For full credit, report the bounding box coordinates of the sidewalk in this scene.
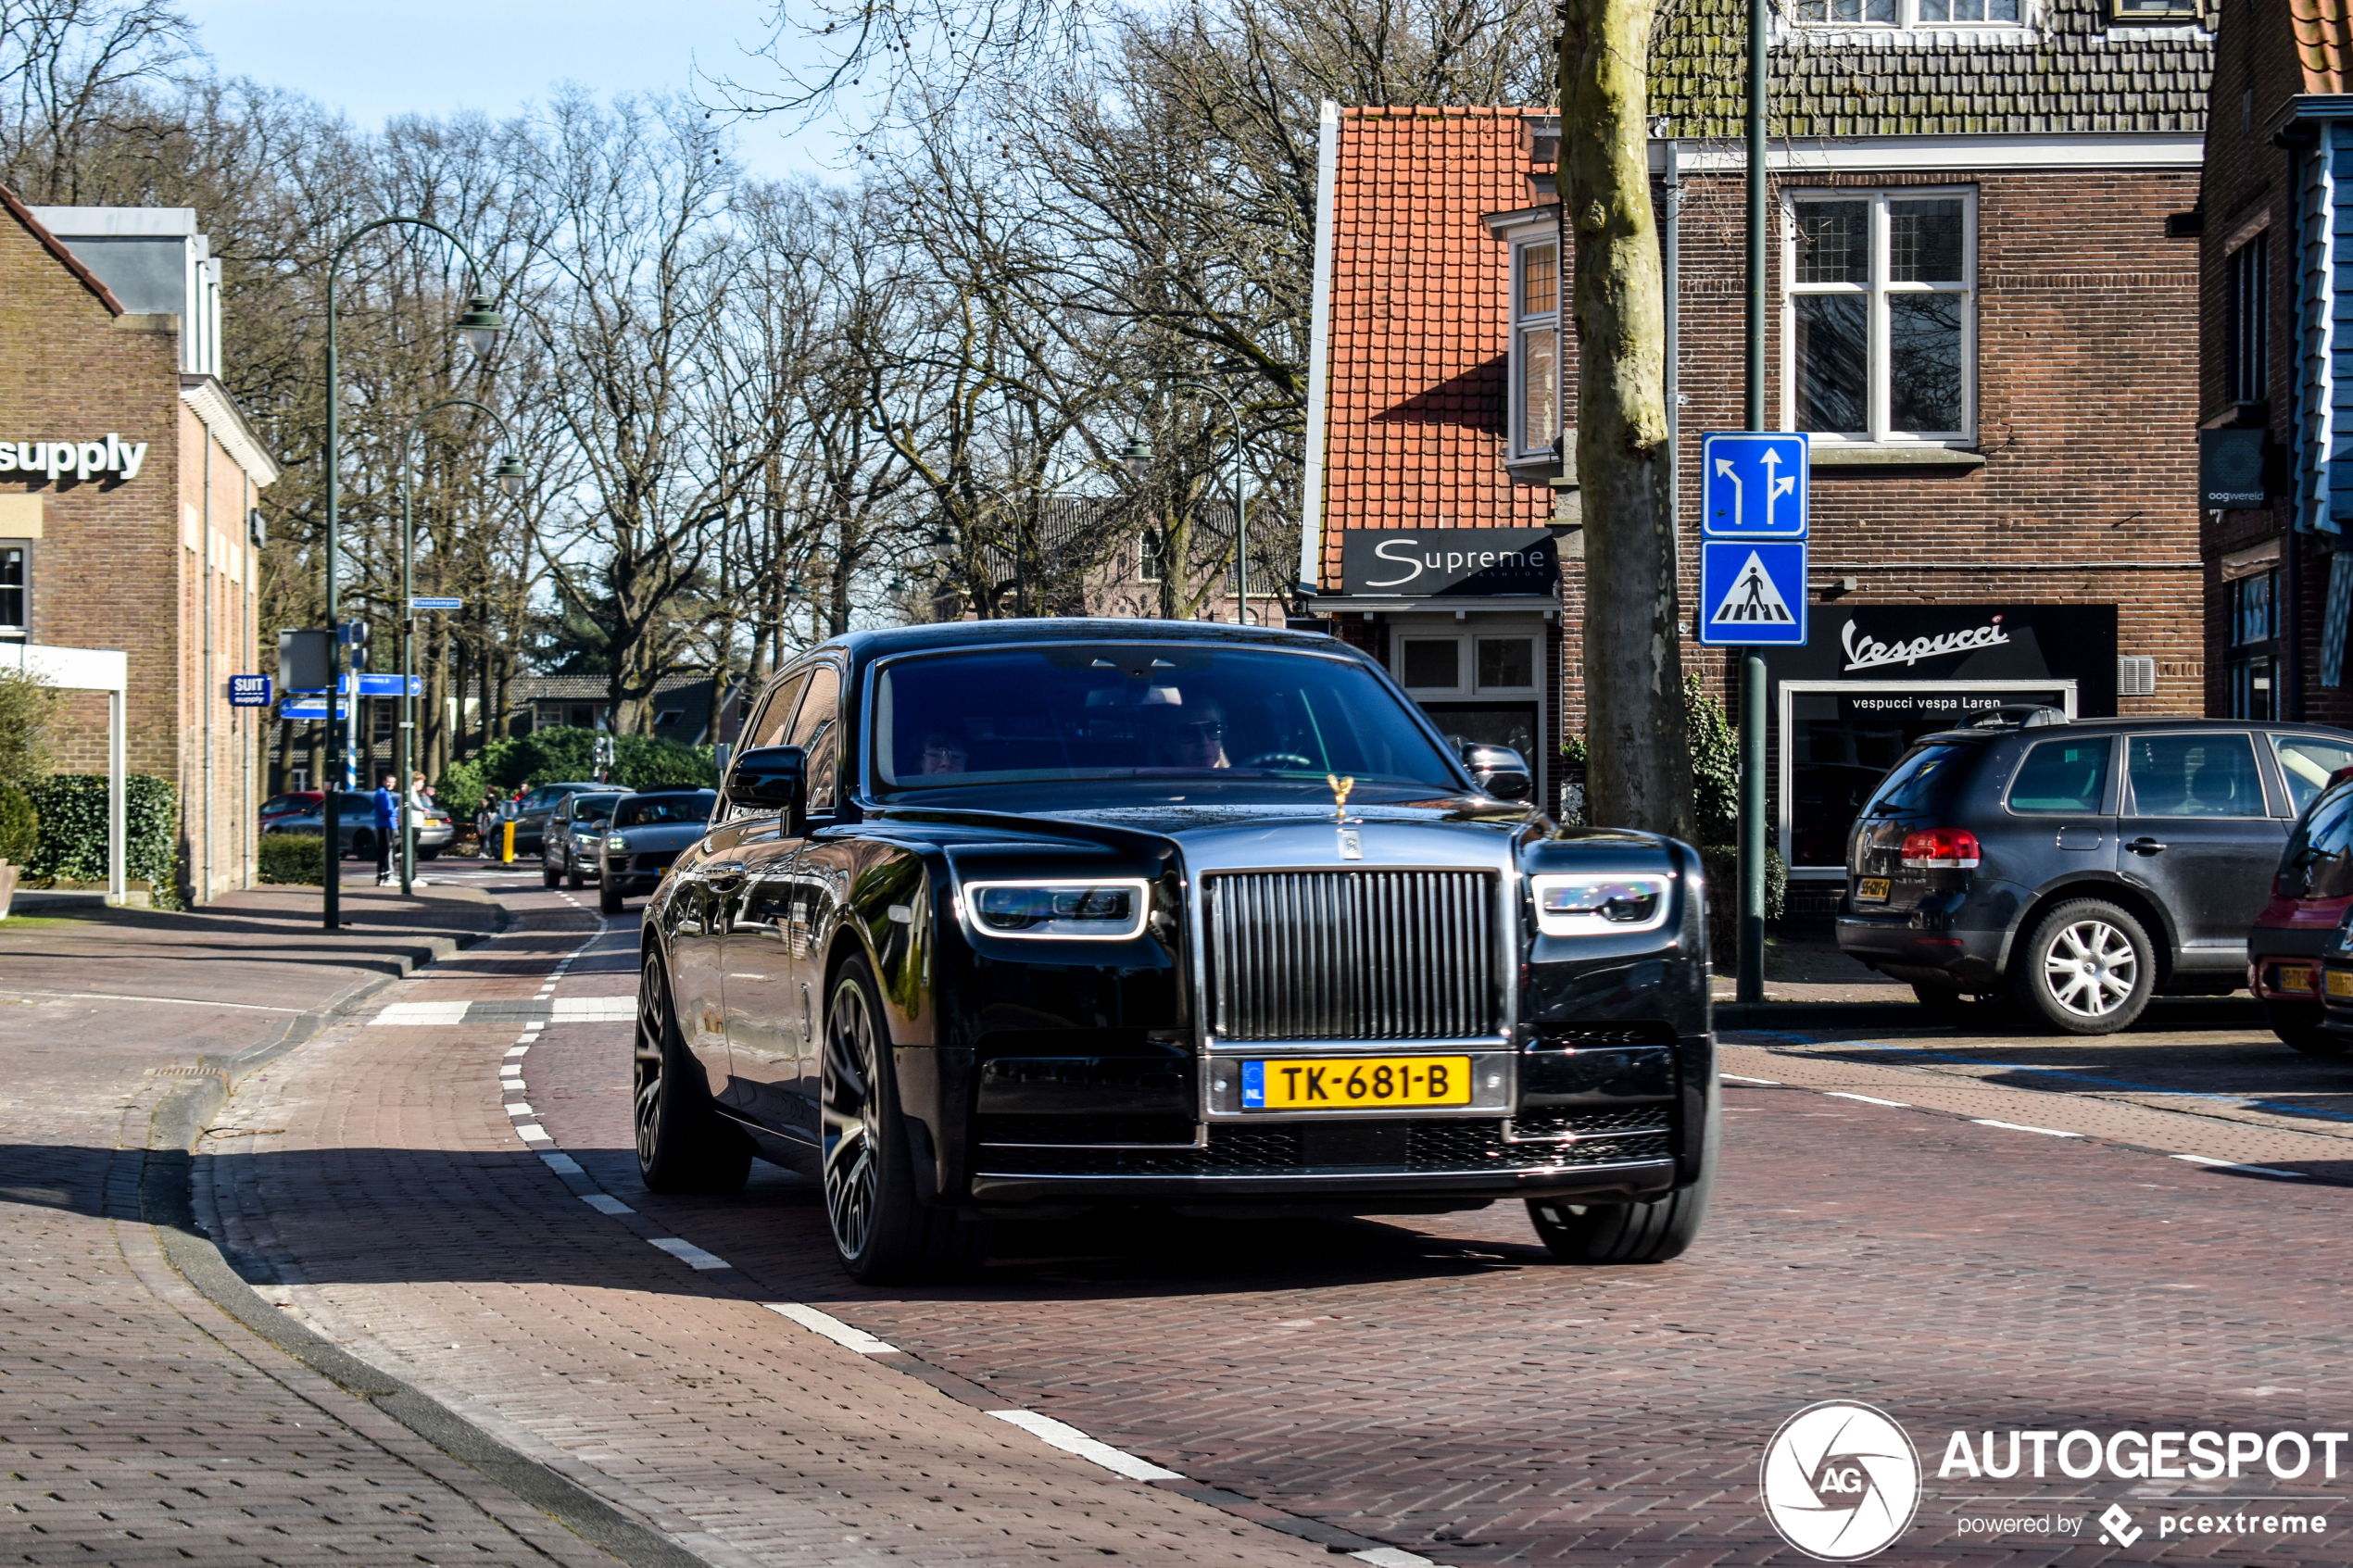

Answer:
[0,881,639,1568]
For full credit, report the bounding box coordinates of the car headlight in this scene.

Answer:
[1529,873,1671,935]
[607,835,627,850]
[963,879,1151,939]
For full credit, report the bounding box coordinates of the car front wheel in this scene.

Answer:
[1528,1091,1716,1265]
[565,854,585,890]
[822,956,990,1284]
[2017,898,2155,1035]
[599,879,624,916]
[634,956,750,1193]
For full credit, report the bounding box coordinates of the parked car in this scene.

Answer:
[1838,709,2353,1035]
[509,781,618,854]
[258,790,322,832]
[262,789,456,861]
[2254,768,2353,1054]
[542,789,626,887]
[596,786,717,914]
[636,619,1716,1285]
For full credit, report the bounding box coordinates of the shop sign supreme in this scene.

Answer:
[0,435,149,483]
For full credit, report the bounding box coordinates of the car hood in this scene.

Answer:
[610,823,706,852]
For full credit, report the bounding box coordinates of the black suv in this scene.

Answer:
[1837,709,2353,1034]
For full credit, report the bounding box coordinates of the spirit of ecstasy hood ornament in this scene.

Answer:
[1327,772,1355,823]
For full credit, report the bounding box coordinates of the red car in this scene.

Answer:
[259,789,323,830]
[2249,767,2353,1055]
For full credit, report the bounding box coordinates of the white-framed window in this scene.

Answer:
[1395,633,1541,696]
[1138,530,1164,583]
[0,544,25,637]
[1783,188,1975,445]
[1509,236,1561,464]
[1791,0,2022,23]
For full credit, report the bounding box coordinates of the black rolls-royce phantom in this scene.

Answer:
[635,620,1717,1283]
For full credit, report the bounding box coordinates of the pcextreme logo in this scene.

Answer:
[1760,1401,1922,1562]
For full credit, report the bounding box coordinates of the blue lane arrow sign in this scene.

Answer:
[1702,432,1809,539]
[1698,541,1807,646]
[410,596,464,610]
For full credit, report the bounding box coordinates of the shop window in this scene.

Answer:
[1476,637,1535,690]
[1787,191,1974,443]
[1792,0,2021,22]
[1402,639,1460,690]
[0,545,24,636]
[2226,232,2269,406]
[1510,238,1561,463]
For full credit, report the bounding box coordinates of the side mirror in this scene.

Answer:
[1459,740,1533,803]
[724,745,806,815]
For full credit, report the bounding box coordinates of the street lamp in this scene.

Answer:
[1159,383,1252,625]
[321,215,503,929]
[396,397,525,895]
[1120,436,1153,481]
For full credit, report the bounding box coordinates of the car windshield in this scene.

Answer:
[572,796,621,824]
[874,645,1462,795]
[615,792,716,827]
[261,794,311,814]
[1859,744,1972,817]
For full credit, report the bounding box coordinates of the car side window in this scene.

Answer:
[2006,737,2111,814]
[749,671,811,751]
[788,664,842,814]
[2273,734,2353,815]
[2125,734,2266,819]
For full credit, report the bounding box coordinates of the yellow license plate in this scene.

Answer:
[2326,969,2353,1000]
[1241,1055,1473,1110]
[1856,877,1891,903]
[2276,964,2319,997]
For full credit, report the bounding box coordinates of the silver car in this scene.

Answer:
[596,787,717,914]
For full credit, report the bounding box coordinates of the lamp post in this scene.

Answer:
[321,217,502,929]
[396,397,525,894]
[1162,382,1252,624]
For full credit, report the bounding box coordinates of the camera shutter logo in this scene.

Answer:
[1759,1401,1921,1561]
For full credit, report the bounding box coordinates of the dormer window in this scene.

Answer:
[1512,237,1561,464]
[1792,0,2021,21]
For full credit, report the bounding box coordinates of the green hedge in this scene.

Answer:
[437,726,717,809]
[25,774,180,905]
[0,782,34,864]
[258,833,323,884]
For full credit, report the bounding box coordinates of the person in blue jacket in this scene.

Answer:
[372,771,399,885]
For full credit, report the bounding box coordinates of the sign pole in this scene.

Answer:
[1738,0,1770,1006]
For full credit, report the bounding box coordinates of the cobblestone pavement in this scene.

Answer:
[185,871,2353,1566]
[0,885,618,1568]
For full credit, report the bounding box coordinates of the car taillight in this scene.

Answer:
[1900,828,1981,869]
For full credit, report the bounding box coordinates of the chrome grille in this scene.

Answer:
[1206,870,1497,1041]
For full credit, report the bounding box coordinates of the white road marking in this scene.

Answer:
[765,1302,900,1354]
[1351,1550,1442,1568]
[1825,1091,1910,1108]
[503,1046,530,1058]
[2171,1153,2309,1178]
[505,1103,535,1118]
[1720,1073,1780,1085]
[515,1124,552,1143]
[1,988,304,1013]
[988,1410,1185,1481]
[536,1151,584,1176]
[552,998,635,1021]
[1971,1119,2082,1138]
[369,1002,472,1025]
[648,1236,730,1271]
[581,1193,634,1215]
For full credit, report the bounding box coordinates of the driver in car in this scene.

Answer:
[919,729,969,775]
[1168,700,1231,770]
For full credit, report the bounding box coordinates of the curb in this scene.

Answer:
[140,897,712,1568]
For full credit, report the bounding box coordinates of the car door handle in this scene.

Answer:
[703,861,747,890]
[2126,836,2168,855]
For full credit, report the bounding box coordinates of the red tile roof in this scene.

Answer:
[1319,107,1553,588]
[2295,0,2353,94]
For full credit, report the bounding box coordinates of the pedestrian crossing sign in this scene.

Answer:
[1697,541,1807,646]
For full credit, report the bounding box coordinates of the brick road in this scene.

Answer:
[31,869,2353,1565]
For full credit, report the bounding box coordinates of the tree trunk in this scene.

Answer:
[1559,0,1695,843]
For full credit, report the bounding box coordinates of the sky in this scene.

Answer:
[181,0,851,178]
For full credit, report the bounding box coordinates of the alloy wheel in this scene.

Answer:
[2041,919,2138,1019]
[634,967,668,1171]
[823,977,881,1261]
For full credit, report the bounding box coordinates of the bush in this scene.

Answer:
[1686,674,1740,845]
[24,773,181,906]
[258,833,323,884]
[440,726,718,803]
[0,782,35,864]
[0,667,57,786]
[1700,843,1787,961]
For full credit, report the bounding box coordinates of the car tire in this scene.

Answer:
[1526,1091,1717,1265]
[2263,998,2348,1056]
[2015,898,2156,1035]
[417,848,440,862]
[634,955,751,1194]
[566,856,585,890]
[541,858,560,887]
[351,829,375,861]
[599,880,624,916]
[822,955,991,1285]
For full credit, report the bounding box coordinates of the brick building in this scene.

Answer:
[2195,0,2353,721]
[0,189,278,903]
[1300,0,2212,874]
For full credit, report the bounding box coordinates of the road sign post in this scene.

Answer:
[1697,433,1809,1005]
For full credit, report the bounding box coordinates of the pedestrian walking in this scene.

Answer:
[372,772,399,885]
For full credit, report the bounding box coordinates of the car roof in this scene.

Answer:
[1917,717,2353,745]
[802,617,1358,663]
[626,783,714,795]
